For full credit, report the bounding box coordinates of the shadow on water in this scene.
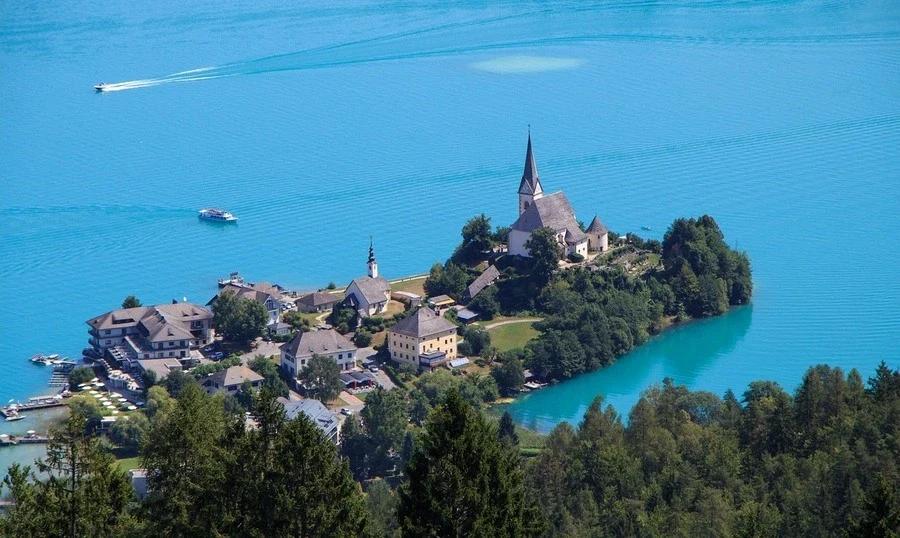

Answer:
[504,304,753,433]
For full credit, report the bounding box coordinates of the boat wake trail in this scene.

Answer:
[98,5,900,92]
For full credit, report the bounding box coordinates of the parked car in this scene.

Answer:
[210,351,225,360]
[368,366,380,373]
[340,408,353,416]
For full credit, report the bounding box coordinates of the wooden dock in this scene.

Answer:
[0,399,66,417]
[0,434,49,447]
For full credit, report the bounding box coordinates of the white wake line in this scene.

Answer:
[98,74,226,92]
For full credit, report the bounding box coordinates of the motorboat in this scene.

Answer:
[199,208,238,222]
[94,83,109,92]
[30,353,59,365]
[5,414,25,422]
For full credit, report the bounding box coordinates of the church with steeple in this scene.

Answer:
[343,238,391,318]
[508,132,609,258]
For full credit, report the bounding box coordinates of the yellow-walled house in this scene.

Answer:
[388,307,458,371]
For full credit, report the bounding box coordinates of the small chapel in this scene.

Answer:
[508,133,609,258]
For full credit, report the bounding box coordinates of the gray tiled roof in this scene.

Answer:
[511,192,585,244]
[87,303,212,344]
[347,276,390,306]
[206,365,263,388]
[587,215,608,234]
[136,358,182,380]
[296,292,342,307]
[279,397,338,437]
[465,264,501,300]
[281,329,356,359]
[390,307,457,339]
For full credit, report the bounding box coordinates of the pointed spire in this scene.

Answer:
[518,128,542,195]
[367,236,379,278]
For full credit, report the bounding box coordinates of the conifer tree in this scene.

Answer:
[398,390,542,537]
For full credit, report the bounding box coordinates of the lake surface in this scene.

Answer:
[2,0,898,443]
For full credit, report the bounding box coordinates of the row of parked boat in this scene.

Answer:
[29,354,77,367]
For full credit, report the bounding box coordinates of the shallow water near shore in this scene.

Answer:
[2,0,899,446]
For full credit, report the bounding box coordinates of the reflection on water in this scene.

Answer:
[506,305,753,432]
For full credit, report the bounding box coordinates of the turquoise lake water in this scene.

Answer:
[1,0,898,464]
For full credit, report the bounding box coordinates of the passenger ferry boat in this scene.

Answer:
[198,208,238,222]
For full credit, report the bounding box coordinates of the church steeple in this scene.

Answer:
[367,237,379,278]
[518,128,544,215]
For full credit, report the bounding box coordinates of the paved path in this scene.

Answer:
[483,318,542,330]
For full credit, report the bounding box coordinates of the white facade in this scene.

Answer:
[280,347,357,376]
[508,226,588,258]
[508,229,531,258]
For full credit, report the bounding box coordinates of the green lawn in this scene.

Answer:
[115,456,141,472]
[390,276,427,296]
[487,322,539,352]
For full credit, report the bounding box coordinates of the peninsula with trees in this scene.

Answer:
[7,135,896,537]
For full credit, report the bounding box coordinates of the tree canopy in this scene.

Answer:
[300,354,343,403]
[121,295,142,309]
[212,290,269,343]
[398,390,543,536]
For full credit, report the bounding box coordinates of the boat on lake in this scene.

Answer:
[199,208,238,222]
[94,83,109,92]
[30,354,59,366]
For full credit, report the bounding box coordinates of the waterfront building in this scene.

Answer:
[278,397,340,444]
[508,133,609,258]
[343,240,391,318]
[280,329,358,378]
[388,307,458,371]
[296,291,342,313]
[86,303,214,363]
[201,365,264,395]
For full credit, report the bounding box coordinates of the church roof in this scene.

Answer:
[347,276,390,306]
[517,133,543,195]
[511,192,585,244]
[587,215,608,234]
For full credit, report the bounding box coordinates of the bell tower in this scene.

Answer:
[367,237,378,279]
[517,129,544,215]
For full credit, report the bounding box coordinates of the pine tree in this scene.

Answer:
[498,411,519,447]
[398,390,542,537]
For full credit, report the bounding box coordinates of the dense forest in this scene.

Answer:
[2,362,897,537]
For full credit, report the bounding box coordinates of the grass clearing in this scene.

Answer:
[115,456,141,472]
[487,322,539,352]
[390,276,427,296]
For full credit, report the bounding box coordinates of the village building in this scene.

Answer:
[201,365,264,395]
[388,307,458,371]
[280,329,358,378]
[586,215,609,252]
[86,303,214,364]
[296,291,342,313]
[426,294,456,315]
[507,133,609,258]
[209,281,283,326]
[463,264,501,302]
[343,240,391,318]
[136,358,183,381]
[278,397,340,444]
